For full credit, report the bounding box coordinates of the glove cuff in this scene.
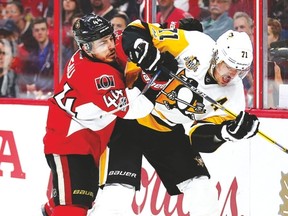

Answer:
[221,124,238,142]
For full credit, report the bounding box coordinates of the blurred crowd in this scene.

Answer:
[0,0,287,107]
[0,0,53,99]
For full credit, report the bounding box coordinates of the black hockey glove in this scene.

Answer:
[128,38,178,74]
[220,111,260,142]
[127,38,161,73]
[158,51,178,75]
[179,17,203,32]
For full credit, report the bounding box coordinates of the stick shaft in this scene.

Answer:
[141,69,161,94]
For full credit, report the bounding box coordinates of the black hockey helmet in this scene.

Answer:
[73,13,114,45]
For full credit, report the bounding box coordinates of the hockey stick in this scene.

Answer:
[141,69,162,94]
[160,65,288,154]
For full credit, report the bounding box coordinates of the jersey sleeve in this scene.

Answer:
[188,115,235,153]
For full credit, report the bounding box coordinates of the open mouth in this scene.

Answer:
[109,52,116,58]
[220,77,231,85]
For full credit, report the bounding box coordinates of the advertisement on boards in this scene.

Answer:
[0,104,288,215]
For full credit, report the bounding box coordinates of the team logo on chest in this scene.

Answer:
[95,75,115,90]
[156,69,206,120]
[184,56,200,72]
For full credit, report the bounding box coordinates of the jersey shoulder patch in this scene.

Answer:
[95,74,116,90]
[183,55,201,72]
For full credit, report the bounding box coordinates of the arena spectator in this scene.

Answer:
[268,0,288,33]
[111,11,130,31]
[0,18,19,97]
[156,0,192,28]
[17,17,54,99]
[201,0,234,40]
[62,0,82,25]
[0,18,19,47]
[233,11,253,42]
[0,38,17,97]
[90,0,119,21]
[267,17,287,108]
[5,1,37,52]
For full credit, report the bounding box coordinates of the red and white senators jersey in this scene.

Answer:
[43,50,153,162]
[124,21,246,125]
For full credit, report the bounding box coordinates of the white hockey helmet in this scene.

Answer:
[213,30,253,79]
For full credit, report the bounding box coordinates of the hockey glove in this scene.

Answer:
[128,38,161,73]
[128,38,178,74]
[158,51,178,74]
[179,17,203,32]
[220,111,260,142]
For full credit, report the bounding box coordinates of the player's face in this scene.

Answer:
[214,61,238,86]
[90,34,116,63]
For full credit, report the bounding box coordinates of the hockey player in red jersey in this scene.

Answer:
[89,20,260,215]
[41,14,153,216]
